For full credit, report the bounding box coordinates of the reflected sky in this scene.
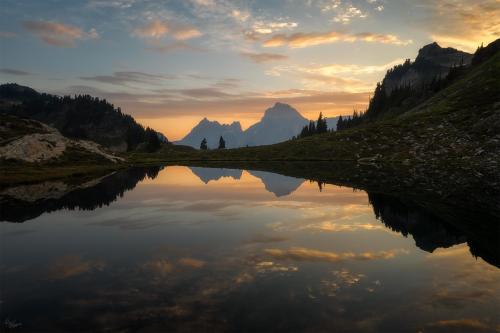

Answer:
[1,166,499,332]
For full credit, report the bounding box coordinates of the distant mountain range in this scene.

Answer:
[176,102,340,149]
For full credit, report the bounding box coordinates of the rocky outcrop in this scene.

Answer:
[383,42,472,94]
[0,116,123,163]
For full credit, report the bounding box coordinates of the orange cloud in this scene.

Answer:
[133,20,169,38]
[263,247,403,263]
[133,20,201,40]
[172,26,202,40]
[23,20,98,47]
[263,31,412,48]
[178,257,206,268]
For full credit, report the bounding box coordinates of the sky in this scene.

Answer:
[0,0,498,140]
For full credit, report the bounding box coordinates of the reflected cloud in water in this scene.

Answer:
[1,165,499,332]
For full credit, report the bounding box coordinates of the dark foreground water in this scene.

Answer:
[1,166,499,332]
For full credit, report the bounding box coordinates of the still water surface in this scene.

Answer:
[1,166,499,332]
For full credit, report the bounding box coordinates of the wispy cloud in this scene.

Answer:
[133,20,202,40]
[251,20,298,34]
[332,5,368,24]
[23,20,98,47]
[145,41,204,53]
[263,247,405,263]
[263,31,412,48]
[87,0,136,9]
[240,52,288,63]
[0,68,32,76]
[80,71,175,86]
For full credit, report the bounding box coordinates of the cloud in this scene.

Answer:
[245,235,289,244]
[133,20,201,40]
[171,87,235,99]
[417,0,500,52]
[212,78,241,89]
[263,247,403,263]
[191,0,216,7]
[251,20,298,34]
[319,0,342,12]
[80,71,176,86]
[47,255,105,279]
[133,20,169,38]
[0,68,32,76]
[263,31,412,48]
[333,5,368,24]
[87,0,135,8]
[178,257,206,268]
[23,20,98,47]
[172,26,202,40]
[231,9,251,22]
[240,52,288,63]
[145,41,204,53]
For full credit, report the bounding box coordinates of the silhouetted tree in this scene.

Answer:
[337,115,344,131]
[317,112,328,134]
[200,138,208,150]
[218,136,226,149]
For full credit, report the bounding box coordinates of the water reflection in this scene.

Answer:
[0,165,499,332]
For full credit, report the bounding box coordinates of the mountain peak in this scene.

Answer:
[417,42,444,58]
[197,117,220,127]
[417,42,469,60]
[263,102,305,121]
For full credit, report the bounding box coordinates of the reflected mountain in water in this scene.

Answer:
[188,167,305,197]
[247,170,305,197]
[189,167,242,184]
[369,192,499,268]
[0,166,162,223]
[1,166,498,267]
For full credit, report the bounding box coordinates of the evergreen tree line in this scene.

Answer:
[294,112,329,139]
[0,85,163,152]
[336,60,468,131]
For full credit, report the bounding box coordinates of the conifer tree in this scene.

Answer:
[317,112,328,133]
[337,115,344,131]
[218,136,226,149]
[200,138,208,150]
